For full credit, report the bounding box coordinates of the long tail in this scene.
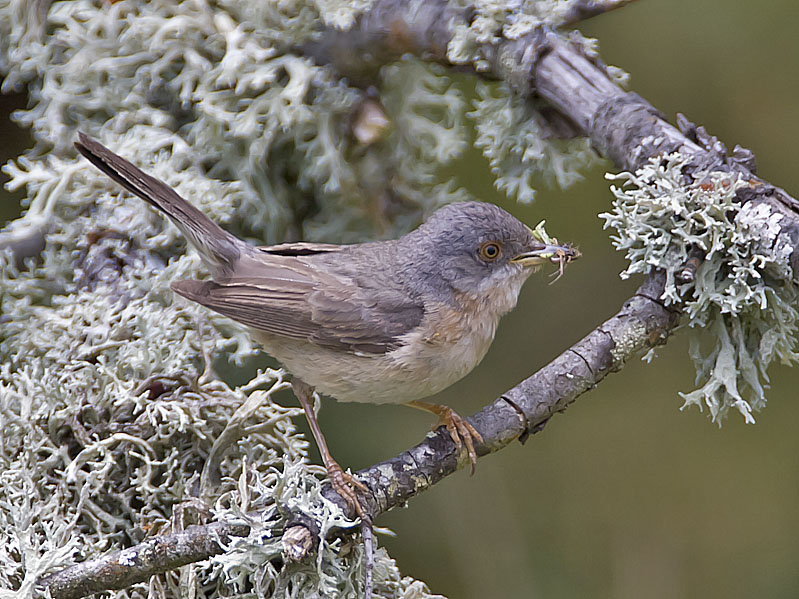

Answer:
[75,132,243,277]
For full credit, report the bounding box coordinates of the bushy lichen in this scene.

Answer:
[212,457,445,599]
[0,0,477,245]
[469,80,598,204]
[447,1,612,203]
[601,153,799,422]
[447,0,577,62]
[0,0,466,596]
[0,0,614,594]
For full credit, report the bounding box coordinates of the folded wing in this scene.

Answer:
[172,244,424,355]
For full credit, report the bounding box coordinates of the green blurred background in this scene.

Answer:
[3,1,799,597]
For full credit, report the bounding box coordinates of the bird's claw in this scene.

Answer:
[436,407,484,474]
[326,462,368,519]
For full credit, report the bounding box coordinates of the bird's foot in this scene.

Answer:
[325,460,369,519]
[435,406,484,474]
[406,400,484,473]
[291,378,370,519]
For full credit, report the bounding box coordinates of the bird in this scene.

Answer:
[75,132,579,518]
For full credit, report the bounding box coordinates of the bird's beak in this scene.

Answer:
[510,242,580,267]
[511,220,580,281]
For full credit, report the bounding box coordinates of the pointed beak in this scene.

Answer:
[511,242,581,268]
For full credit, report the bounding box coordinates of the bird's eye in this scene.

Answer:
[478,241,502,262]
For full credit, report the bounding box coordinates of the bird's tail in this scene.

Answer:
[75,132,243,276]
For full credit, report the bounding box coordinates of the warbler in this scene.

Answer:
[75,132,579,517]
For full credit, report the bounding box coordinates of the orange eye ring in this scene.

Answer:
[479,241,502,262]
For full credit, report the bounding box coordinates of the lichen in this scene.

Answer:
[0,0,621,594]
[601,152,799,423]
[447,0,577,62]
[609,320,647,368]
[0,0,459,596]
[469,80,599,204]
[448,0,613,203]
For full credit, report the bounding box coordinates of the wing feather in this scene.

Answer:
[172,248,424,355]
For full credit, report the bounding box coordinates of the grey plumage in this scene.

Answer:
[75,133,242,277]
[75,133,576,404]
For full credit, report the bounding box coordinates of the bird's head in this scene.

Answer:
[404,202,579,314]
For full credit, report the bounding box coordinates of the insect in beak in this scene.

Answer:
[513,220,580,282]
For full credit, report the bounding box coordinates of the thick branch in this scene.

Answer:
[307,0,799,280]
[530,41,799,278]
[35,522,250,599]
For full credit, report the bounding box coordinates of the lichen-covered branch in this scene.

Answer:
[306,0,799,277]
[35,522,251,599]
[532,39,799,274]
[35,272,676,599]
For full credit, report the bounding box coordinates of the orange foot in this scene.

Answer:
[326,460,370,519]
[406,401,484,473]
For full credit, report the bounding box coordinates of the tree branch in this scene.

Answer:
[37,273,677,599]
[35,522,251,599]
[306,0,799,279]
[336,272,678,517]
[558,0,640,27]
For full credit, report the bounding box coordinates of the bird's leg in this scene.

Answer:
[291,379,368,519]
[405,400,484,473]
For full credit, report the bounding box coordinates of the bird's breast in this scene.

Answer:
[385,298,502,398]
[252,275,527,404]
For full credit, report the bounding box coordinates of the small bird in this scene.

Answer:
[75,133,579,517]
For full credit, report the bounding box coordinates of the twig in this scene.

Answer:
[361,516,375,599]
[558,0,640,28]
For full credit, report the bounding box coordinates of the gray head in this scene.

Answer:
[397,202,576,310]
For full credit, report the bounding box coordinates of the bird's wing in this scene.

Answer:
[172,249,424,355]
[255,241,345,256]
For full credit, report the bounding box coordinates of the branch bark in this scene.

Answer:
[35,522,250,599]
[558,0,640,27]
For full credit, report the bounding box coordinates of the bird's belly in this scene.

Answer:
[253,321,496,404]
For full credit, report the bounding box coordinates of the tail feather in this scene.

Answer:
[170,279,212,302]
[75,132,242,276]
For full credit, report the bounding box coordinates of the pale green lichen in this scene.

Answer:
[447,1,626,203]
[469,80,599,204]
[447,0,576,64]
[609,320,647,368]
[601,153,799,423]
[0,0,612,594]
[0,0,459,596]
[0,0,469,245]
[212,457,446,599]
